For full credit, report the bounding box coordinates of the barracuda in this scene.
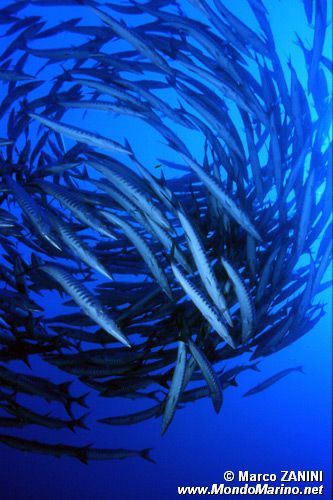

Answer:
[101,210,173,299]
[50,215,113,280]
[88,159,172,231]
[221,257,255,342]
[162,340,187,434]
[171,262,235,348]
[41,264,131,347]
[177,208,232,325]
[180,154,262,241]
[5,176,61,251]
[29,112,129,154]
[187,338,223,413]
[36,180,117,240]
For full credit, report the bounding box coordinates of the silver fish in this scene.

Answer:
[101,210,172,299]
[177,209,232,325]
[221,257,255,342]
[187,338,223,413]
[29,112,129,154]
[5,176,61,251]
[161,340,187,435]
[41,264,131,347]
[171,262,235,348]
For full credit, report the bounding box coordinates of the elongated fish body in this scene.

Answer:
[177,209,232,325]
[213,0,269,55]
[28,112,129,154]
[36,161,82,177]
[0,367,79,413]
[171,262,235,348]
[85,446,153,463]
[174,82,245,161]
[127,152,177,212]
[255,246,279,303]
[1,401,85,432]
[178,60,251,113]
[242,111,265,203]
[143,8,242,84]
[246,234,257,278]
[0,434,152,463]
[5,176,61,251]
[162,340,187,434]
[89,159,171,231]
[0,138,14,146]
[181,349,200,393]
[25,46,102,61]
[101,210,172,299]
[60,364,132,378]
[243,366,304,397]
[98,376,158,398]
[296,169,315,257]
[308,0,326,93]
[187,339,223,413]
[70,76,145,109]
[41,264,131,347]
[117,287,162,322]
[90,179,152,233]
[0,69,33,82]
[0,417,25,428]
[59,100,146,118]
[312,238,332,297]
[36,180,116,240]
[0,435,79,459]
[50,215,113,280]
[74,348,143,366]
[99,404,162,426]
[181,154,262,241]
[114,78,189,129]
[91,6,172,75]
[221,257,255,342]
[148,218,192,273]
[180,375,235,403]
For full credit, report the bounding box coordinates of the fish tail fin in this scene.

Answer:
[166,74,177,89]
[297,366,305,374]
[76,392,90,409]
[67,422,77,433]
[22,356,31,369]
[124,138,134,156]
[58,381,73,393]
[76,450,89,465]
[140,448,155,464]
[65,401,74,418]
[82,165,90,180]
[159,167,165,184]
[75,412,90,430]
[229,377,239,387]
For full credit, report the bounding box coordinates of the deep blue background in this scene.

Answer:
[0,1,332,498]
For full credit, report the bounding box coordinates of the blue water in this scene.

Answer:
[0,1,332,499]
